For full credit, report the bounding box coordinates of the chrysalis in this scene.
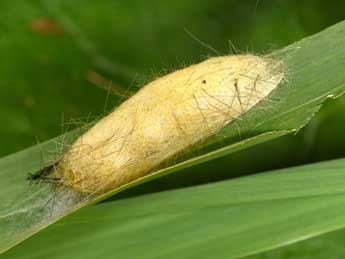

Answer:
[54,54,283,194]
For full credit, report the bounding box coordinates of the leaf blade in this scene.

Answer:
[2,158,345,259]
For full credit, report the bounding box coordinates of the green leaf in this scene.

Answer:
[245,228,345,259]
[2,158,345,259]
[1,15,345,257]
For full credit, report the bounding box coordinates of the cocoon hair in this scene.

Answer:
[55,54,283,194]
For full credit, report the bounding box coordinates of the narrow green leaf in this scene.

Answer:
[2,158,345,259]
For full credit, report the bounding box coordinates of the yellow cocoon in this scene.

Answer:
[56,54,283,194]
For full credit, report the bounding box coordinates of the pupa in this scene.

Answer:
[51,54,283,194]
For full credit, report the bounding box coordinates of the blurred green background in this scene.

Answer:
[1,1,345,257]
[1,0,344,182]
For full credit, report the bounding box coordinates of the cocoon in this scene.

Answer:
[55,54,283,194]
